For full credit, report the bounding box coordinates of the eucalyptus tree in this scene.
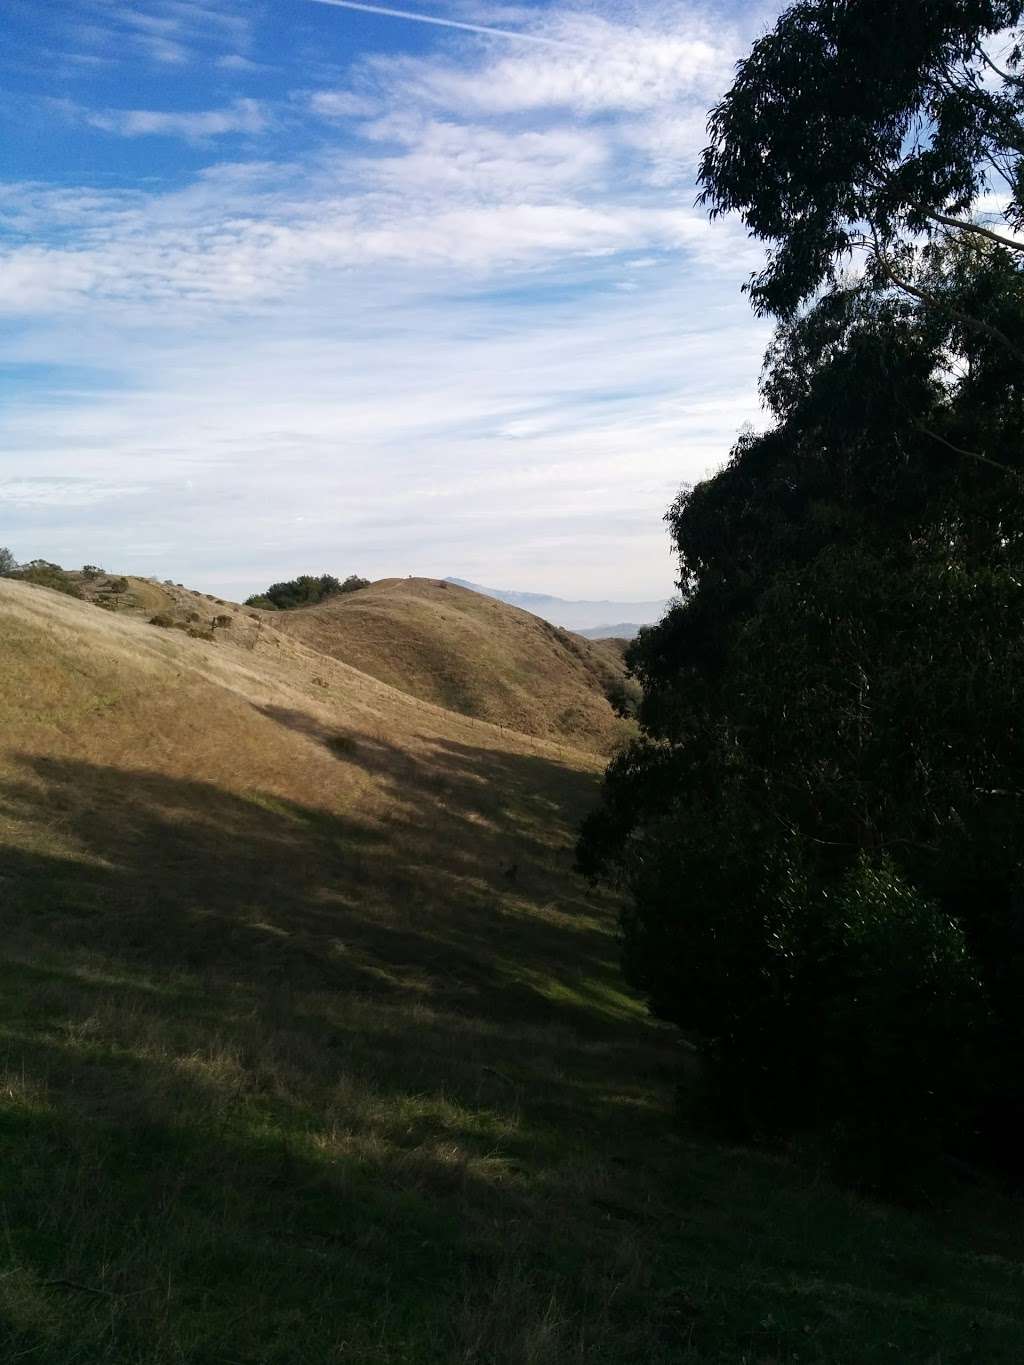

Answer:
[581,0,1024,1179]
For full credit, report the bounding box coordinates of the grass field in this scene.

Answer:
[0,577,1022,1363]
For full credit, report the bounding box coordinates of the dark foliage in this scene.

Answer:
[245,573,369,611]
[583,0,1024,1180]
[11,561,83,600]
[699,0,1024,315]
[603,676,642,719]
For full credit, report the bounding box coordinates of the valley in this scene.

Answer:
[0,574,1021,1363]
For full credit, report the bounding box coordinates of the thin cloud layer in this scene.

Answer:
[84,97,269,139]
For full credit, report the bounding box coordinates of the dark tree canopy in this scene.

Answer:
[699,0,1024,314]
[245,573,370,612]
[583,0,1024,1182]
[582,253,1024,1177]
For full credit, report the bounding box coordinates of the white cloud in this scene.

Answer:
[0,478,148,507]
[217,53,273,73]
[360,11,739,117]
[354,117,610,196]
[0,0,771,598]
[308,89,378,118]
[85,97,268,140]
[73,0,254,66]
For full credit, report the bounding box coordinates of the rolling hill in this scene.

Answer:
[0,573,1022,1364]
[259,577,630,753]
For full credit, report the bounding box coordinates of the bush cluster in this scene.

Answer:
[245,573,369,611]
[9,560,83,599]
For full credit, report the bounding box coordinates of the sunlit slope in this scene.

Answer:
[0,575,610,900]
[263,577,630,753]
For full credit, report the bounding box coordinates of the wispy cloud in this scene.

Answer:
[217,53,274,73]
[83,97,268,140]
[352,10,737,117]
[0,0,770,597]
[72,0,254,67]
[308,89,379,119]
[308,0,585,49]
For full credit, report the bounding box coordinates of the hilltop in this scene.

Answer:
[0,573,1021,1363]
[260,576,630,752]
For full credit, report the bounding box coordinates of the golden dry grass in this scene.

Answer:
[0,577,1022,1364]
[261,577,631,753]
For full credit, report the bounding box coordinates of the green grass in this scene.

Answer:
[0,748,1022,1364]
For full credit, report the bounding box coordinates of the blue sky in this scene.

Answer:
[0,0,775,600]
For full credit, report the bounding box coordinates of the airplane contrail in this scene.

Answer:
[307,0,583,50]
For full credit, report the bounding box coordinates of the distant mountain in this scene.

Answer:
[446,578,669,632]
[577,623,644,640]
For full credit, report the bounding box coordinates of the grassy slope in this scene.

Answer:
[0,578,1022,1364]
[263,577,630,753]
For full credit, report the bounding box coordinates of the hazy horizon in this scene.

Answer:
[1,0,774,600]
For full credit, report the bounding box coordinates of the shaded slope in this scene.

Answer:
[264,577,630,752]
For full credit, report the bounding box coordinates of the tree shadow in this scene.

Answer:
[0,740,683,1360]
[1,749,1021,1363]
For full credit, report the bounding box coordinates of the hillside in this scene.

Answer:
[1,576,1022,1363]
[260,577,630,753]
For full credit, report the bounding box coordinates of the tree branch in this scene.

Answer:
[871,245,1024,364]
[977,46,1024,87]
[914,422,1022,479]
[927,210,1024,254]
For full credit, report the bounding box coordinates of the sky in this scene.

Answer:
[0,0,776,601]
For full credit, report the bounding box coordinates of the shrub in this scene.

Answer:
[603,677,641,719]
[213,614,232,628]
[187,627,216,641]
[81,564,105,580]
[0,547,17,577]
[13,562,82,599]
[817,860,985,1185]
[150,613,175,628]
[244,573,368,611]
[186,611,201,623]
[105,577,129,594]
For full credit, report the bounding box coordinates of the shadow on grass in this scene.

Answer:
[1,747,1023,1364]
[0,737,625,1029]
[0,743,688,1360]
